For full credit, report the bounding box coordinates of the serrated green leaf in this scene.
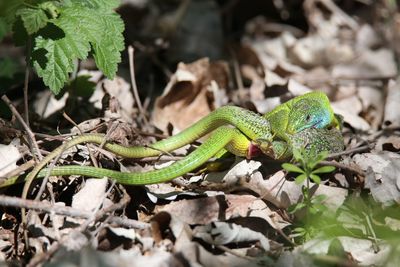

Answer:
[91,13,124,78]
[312,165,335,174]
[39,2,60,19]
[282,163,304,174]
[17,7,48,34]
[29,2,124,94]
[55,5,124,78]
[33,36,74,94]
[70,0,120,9]
[310,174,321,184]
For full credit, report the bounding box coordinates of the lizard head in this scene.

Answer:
[286,95,335,134]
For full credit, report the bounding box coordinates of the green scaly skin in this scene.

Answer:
[1,91,342,189]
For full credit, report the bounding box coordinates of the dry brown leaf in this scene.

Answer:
[354,152,400,206]
[157,194,286,229]
[152,58,229,133]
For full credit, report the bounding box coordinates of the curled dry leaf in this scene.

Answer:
[331,95,370,131]
[152,58,229,133]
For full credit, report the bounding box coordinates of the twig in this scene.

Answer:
[1,95,42,161]
[128,45,148,125]
[319,160,365,176]
[326,144,372,159]
[23,37,32,126]
[229,46,245,94]
[0,195,147,228]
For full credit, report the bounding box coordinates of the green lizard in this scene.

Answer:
[1,91,342,189]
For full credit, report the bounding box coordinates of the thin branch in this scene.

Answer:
[319,160,365,176]
[128,45,148,124]
[0,195,147,228]
[1,95,42,161]
[326,144,372,159]
[23,37,32,126]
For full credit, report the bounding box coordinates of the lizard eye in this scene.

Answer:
[306,114,312,122]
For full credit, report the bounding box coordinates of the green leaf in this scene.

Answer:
[33,36,75,94]
[295,173,307,184]
[282,163,305,174]
[0,57,18,78]
[310,174,321,184]
[312,165,336,174]
[91,13,124,78]
[67,75,96,97]
[70,0,120,9]
[30,2,124,94]
[17,7,48,34]
[288,202,307,213]
[0,0,24,24]
[0,17,9,41]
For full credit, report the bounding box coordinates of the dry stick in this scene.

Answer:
[326,144,372,159]
[1,95,42,162]
[229,46,245,94]
[128,46,148,125]
[0,195,147,228]
[320,160,365,176]
[23,37,32,126]
[27,187,135,267]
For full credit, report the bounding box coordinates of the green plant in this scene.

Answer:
[282,148,336,241]
[0,0,124,94]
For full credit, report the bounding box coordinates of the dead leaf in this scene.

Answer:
[152,58,229,133]
[193,221,270,251]
[354,152,400,206]
[0,140,20,177]
[332,48,397,79]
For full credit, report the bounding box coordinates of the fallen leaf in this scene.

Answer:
[354,152,400,206]
[152,58,229,133]
[193,221,270,251]
[0,140,20,177]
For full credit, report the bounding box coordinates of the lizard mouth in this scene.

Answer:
[311,119,323,128]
